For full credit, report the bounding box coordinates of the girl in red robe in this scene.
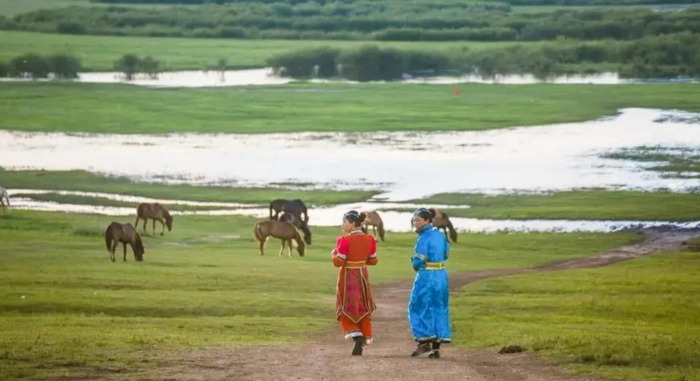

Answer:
[332,210,378,356]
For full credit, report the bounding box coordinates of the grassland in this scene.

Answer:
[0,30,545,72]
[2,82,700,134]
[452,251,700,381]
[417,191,700,221]
[0,210,642,379]
[0,169,376,205]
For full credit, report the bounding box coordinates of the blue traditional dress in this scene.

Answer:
[407,223,452,343]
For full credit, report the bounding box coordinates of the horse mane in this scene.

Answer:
[292,226,306,249]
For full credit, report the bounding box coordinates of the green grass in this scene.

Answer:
[452,251,700,381]
[10,192,250,211]
[0,209,641,379]
[0,0,181,16]
[0,0,89,16]
[603,146,700,178]
[416,190,700,221]
[511,3,700,13]
[0,168,377,205]
[0,30,542,71]
[2,82,700,134]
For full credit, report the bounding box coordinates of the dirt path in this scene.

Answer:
[137,228,698,381]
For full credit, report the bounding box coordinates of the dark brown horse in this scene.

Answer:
[429,208,457,243]
[279,212,312,245]
[253,220,306,257]
[269,199,309,223]
[105,222,145,262]
[135,203,173,236]
[361,211,386,242]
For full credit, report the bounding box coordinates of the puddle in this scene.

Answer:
[10,189,261,208]
[1,108,699,200]
[2,69,696,88]
[7,195,699,233]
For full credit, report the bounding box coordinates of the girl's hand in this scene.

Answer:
[331,248,338,256]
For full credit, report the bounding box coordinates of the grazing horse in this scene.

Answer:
[361,211,386,242]
[105,222,145,262]
[279,212,312,245]
[269,199,309,223]
[0,186,9,216]
[135,203,173,236]
[429,208,458,243]
[253,220,306,257]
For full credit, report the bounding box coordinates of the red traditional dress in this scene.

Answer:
[333,229,378,342]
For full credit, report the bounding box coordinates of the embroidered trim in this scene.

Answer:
[335,253,347,260]
[414,253,428,262]
[344,331,363,339]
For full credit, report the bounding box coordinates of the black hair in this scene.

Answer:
[413,208,435,222]
[344,210,367,227]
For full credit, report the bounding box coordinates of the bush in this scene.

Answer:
[57,21,86,34]
[10,53,50,78]
[48,54,81,78]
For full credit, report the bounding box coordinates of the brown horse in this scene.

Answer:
[0,186,9,216]
[105,222,145,262]
[429,208,458,243]
[279,212,312,244]
[361,211,385,242]
[253,220,306,257]
[135,203,173,236]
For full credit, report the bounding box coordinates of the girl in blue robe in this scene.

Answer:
[407,208,452,358]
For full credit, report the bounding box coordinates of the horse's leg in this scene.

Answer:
[259,237,265,256]
[123,242,127,262]
[372,225,377,237]
[160,218,165,236]
[152,219,156,236]
[287,239,293,257]
[109,241,116,262]
[279,240,285,257]
[134,216,139,229]
[142,218,148,233]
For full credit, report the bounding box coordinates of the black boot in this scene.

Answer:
[411,341,432,357]
[429,341,441,359]
[352,336,365,356]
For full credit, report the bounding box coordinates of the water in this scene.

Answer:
[2,69,695,88]
[1,108,699,200]
[8,191,699,233]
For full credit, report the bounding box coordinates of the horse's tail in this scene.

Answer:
[378,223,386,242]
[300,223,312,245]
[442,212,458,243]
[253,223,264,242]
[105,225,113,251]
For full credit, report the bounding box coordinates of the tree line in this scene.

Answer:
[267,33,700,80]
[2,4,699,41]
[0,54,162,80]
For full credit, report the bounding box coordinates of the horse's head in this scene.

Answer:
[296,241,306,257]
[133,238,145,262]
[165,215,173,231]
[293,230,307,257]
